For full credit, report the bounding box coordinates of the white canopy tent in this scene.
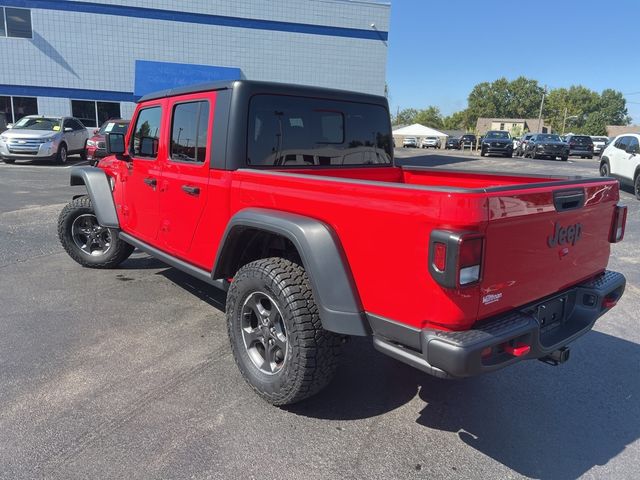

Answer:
[392,123,448,148]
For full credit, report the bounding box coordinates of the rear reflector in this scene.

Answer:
[433,242,447,271]
[609,205,627,243]
[504,342,531,357]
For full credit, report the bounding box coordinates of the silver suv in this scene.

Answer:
[0,116,90,164]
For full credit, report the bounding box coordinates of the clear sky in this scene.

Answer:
[386,0,640,123]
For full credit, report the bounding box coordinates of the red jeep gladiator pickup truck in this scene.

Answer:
[58,80,627,405]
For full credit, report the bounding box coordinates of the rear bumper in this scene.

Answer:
[370,270,625,378]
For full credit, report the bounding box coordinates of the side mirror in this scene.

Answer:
[6,124,13,129]
[93,128,99,135]
[106,132,126,156]
[64,127,73,132]
[140,136,158,157]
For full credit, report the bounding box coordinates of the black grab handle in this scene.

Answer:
[553,189,585,212]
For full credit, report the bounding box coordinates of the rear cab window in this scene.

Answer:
[247,95,392,167]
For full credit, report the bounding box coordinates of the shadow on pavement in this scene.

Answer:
[2,156,86,167]
[149,265,640,479]
[415,330,640,479]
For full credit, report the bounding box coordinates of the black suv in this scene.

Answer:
[480,130,513,157]
[445,137,461,149]
[565,134,594,159]
[460,134,477,149]
[523,134,569,161]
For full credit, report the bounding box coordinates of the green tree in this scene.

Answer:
[393,108,419,125]
[582,112,608,136]
[442,110,472,130]
[599,89,630,126]
[466,76,544,125]
[414,106,443,129]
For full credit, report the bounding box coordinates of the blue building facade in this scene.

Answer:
[0,0,389,127]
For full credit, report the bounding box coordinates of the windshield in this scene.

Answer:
[537,134,562,142]
[486,131,510,139]
[99,121,129,135]
[13,117,61,131]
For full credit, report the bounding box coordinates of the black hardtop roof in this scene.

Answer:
[137,80,388,106]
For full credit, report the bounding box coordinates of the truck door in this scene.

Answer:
[121,104,164,244]
[157,95,212,257]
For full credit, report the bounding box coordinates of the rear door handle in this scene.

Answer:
[143,177,157,188]
[181,185,200,196]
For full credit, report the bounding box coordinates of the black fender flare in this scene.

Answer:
[69,166,119,228]
[213,208,370,336]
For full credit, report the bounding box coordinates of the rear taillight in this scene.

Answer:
[458,237,483,285]
[429,231,484,288]
[609,204,627,243]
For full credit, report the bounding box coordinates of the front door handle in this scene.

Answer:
[143,177,157,188]
[181,185,200,196]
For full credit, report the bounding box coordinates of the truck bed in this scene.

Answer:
[202,165,619,331]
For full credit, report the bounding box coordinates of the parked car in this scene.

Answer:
[460,134,477,149]
[514,133,536,156]
[523,134,569,161]
[565,134,594,159]
[86,119,130,166]
[591,136,609,156]
[445,137,461,150]
[0,115,89,164]
[480,130,513,157]
[420,136,440,149]
[402,136,418,148]
[57,80,626,406]
[600,133,640,199]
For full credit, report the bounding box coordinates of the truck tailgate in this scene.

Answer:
[478,180,619,319]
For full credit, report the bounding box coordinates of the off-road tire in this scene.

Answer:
[56,143,68,164]
[226,257,342,406]
[58,195,133,268]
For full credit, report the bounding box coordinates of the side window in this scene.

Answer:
[616,136,629,151]
[72,119,85,130]
[131,106,162,159]
[626,137,639,154]
[170,100,209,163]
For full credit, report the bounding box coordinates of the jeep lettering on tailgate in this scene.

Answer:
[547,222,583,247]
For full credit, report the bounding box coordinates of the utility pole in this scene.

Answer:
[537,85,547,133]
[562,107,567,135]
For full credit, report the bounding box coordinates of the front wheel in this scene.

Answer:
[561,156,568,162]
[56,143,68,164]
[226,257,342,406]
[58,196,134,268]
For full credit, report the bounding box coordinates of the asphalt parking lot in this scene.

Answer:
[1,152,638,480]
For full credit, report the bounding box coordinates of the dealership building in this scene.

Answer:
[0,0,389,128]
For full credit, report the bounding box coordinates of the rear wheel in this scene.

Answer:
[635,174,640,200]
[226,257,342,405]
[600,162,610,177]
[58,196,134,268]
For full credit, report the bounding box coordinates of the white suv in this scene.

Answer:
[600,133,640,199]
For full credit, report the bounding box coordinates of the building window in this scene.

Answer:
[0,95,38,123]
[71,100,121,128]
[2,7,33,39]
[500,123,505,130]
[171,101,210,163]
